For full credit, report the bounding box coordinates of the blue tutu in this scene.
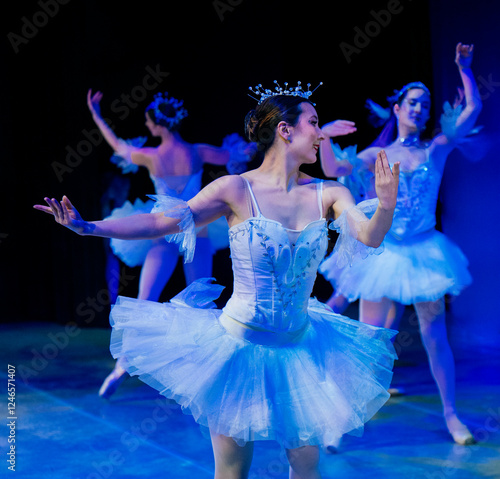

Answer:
[105,198,155,267]
[320,229,471,304]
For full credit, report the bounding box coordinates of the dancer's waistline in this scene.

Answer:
[219,313,309,347]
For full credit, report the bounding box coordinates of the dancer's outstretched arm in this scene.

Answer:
[319,120,357,177]
[34,175,236,239]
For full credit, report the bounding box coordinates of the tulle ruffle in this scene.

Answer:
[331,143,372,203]
[329,198,384,268]
[111,137,148,174]
[440,99,492,162]
[105,198,155,267]
[149,195,196,263]
[110,279,397,449]
[320,229,471,304]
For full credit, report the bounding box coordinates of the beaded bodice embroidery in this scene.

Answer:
[390,156,442,240]
[223,179,328,333]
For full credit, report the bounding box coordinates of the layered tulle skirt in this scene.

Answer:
[320,229,472,304]
[109,279,397,449]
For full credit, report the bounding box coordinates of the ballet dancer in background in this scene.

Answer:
[319,43,481,445]
[319,123,406,344]
[36,84,400,478]
[87,89,253,398]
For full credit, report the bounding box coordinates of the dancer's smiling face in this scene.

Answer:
[394,88,431,132]
[283,102,325,164]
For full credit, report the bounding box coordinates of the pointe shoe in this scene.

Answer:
[445,415,476,445]
[324,436,342,454]
[388,386,406,397]
[98,367,128,399]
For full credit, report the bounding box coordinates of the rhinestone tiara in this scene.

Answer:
[248,81,323,105]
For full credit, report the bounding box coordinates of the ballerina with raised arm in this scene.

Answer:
[319,43,482,446]
[36,84,400,478]
[87,89,252,398]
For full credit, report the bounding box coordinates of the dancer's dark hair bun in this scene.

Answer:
[244,109,259,143]
[244,96,310,154]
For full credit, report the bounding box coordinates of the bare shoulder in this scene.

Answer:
[358,146,380,161]
[322,179,353,198]
[355,146,379,172]
[131,146,159,165]
[204,174,246,199]
[321,179,356,220]
[133,146,158,156]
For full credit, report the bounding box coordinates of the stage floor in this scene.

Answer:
[1,321,499,479]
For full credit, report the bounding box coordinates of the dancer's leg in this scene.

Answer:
[286,445,321,479]
[415,298,475,444]
[138,241,179,301]
[359,297,394,327]
[325,292,350,314]
[384,301,406,330]
[210,431,254,479]
[99,241,179,398]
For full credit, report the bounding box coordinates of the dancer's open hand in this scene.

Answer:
[374,150,399,210]
[34,196,89,235]
[321,120,357,138]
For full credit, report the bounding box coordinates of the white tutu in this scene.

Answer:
[110,279,397,449]
[320,229,472,304]
[105,198,155,267]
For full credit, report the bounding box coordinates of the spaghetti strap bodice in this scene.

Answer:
[223,179,328,333]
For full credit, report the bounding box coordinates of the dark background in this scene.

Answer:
[1,0,499,352]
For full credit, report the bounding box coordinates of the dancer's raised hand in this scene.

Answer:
[455,43,474,69]
[321,120,357,138]
[374,150,399,210]
[87,89,103,117]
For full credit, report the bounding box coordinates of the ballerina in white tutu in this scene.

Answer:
[319,43,482,445]
[36,85,400,478]
[87,89,253,398]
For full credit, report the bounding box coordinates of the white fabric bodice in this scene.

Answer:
[222,179,328,334]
